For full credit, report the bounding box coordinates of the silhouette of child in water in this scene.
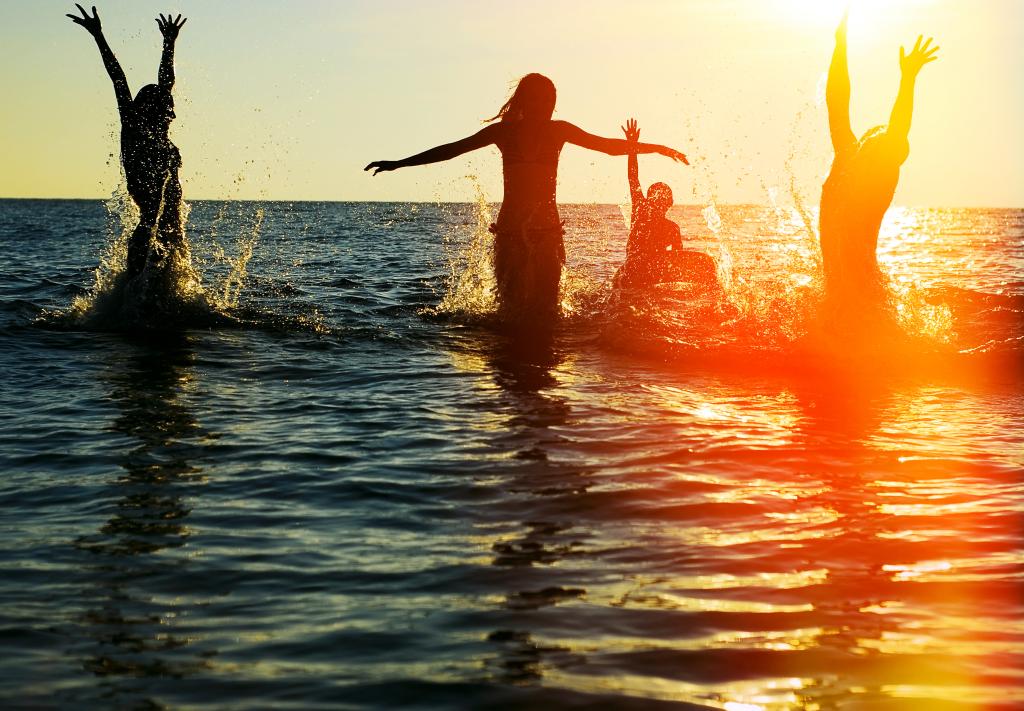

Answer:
[68,5,187,285]
[614,118,718,291]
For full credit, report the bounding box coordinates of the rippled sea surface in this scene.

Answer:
[1,199,1021,710]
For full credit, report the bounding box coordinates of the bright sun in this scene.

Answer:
[771,0,849,27]
[768,0,931,30]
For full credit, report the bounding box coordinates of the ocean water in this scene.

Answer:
[0,198,1021,710]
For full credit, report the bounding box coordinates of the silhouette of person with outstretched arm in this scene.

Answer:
[365,73,688,322]
[614,118,718,291]
[68,5,188,284]
[821,11,938,316]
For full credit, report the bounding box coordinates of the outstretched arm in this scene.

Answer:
[827,10,856,153]
[888,35,939,142]
[156,13,187,90]
[560,121,689,164]
[67,4,131,114]
[365,125,501,175]
[621,118,643,210]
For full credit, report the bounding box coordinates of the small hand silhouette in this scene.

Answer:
[900,35,939,77]
[157,13,187,40]
[621,118,640,142]
[364,161,399,176]
[67,4,102,36]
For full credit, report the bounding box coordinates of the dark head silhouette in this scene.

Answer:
[133,84,175,128]
[68,5,188,282]
[646,182,673,214]
[489,73,557,123]
[820,9,938,317]
[365,75,689,323]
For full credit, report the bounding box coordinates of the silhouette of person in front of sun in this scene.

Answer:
[68,5,188,286]
[365,73,689,324]
[614,118,719,292]
[821,11,938,320]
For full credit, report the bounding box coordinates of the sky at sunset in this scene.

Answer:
[2,0,1022,206]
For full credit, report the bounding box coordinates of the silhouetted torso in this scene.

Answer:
[618,210,681,286]
[820,130,909,301]
[120,111,181,223]
[492,119,567,231]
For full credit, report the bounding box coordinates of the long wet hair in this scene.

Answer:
[486,73,556,123]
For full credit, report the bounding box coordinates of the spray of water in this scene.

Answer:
[431,179,498,319]
[61,183,263,330]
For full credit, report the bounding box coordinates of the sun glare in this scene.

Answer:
[771,0,847,27]
[769,0,935,31]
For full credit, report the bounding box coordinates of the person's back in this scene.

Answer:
[821,12,937,311]
[620,208,681,287]
[820,130,908,300]
[492,118,562,231]
[120,91,181,221]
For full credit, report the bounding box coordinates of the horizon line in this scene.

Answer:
[1,196,1021,210]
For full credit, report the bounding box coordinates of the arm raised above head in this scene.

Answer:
[621,118,645,222]
[67,4,131,114]
[365,124,501,175]
[622,118,643,209]
[888,35,939,143]
[559,121,689,164]
[156,13,187,90]
[826,10,856,153]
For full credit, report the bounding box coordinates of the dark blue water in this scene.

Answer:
[1,199,1021,709]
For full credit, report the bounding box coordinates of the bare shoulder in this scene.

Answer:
[550,120,579,138]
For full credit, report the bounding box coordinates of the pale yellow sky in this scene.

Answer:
[1,0,1021,206]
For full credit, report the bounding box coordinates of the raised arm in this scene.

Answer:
[67,4,131,114]
[156,13,187,91]
[888,35,939,143]
[364,124,501,175]
[621,118,643,211]
[559,121,689,164]
[826,11,855,153]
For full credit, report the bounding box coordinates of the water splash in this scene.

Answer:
[209,205,264,310]
[56,184,263,331]
[431,179,498,319]
[701,200,734,294]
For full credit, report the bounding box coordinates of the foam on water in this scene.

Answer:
[51,185,263,331]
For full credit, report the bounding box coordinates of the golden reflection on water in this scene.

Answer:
[436,259,1022,710]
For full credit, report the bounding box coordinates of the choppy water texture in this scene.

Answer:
[1,199,1022,710]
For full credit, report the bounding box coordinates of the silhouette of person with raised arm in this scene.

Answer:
[68,5,188,284]
[614,118,719,292]
[821,11,938,317]
[365,73,688,323]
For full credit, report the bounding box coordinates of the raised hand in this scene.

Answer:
[364,160,400,176]
[157,13,187,41]
[67,4,102,36]
[900,36,939,77]
[621,118,640,142]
